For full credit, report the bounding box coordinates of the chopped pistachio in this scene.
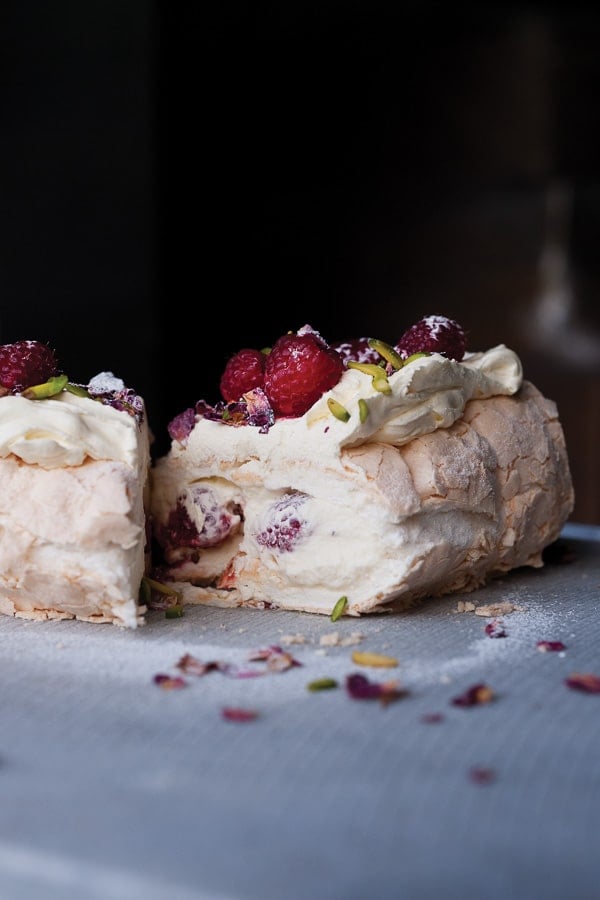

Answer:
[403,351,431,365]
[331,595,348,622]
[139,578,151,607]
[65,382,91,398]
[165,604,185,619]
[307,677,338,692]
[143,576,182,599]
[347,362,392,394]
[21,373,69,400]
[347,361,383,378]
[351,650,399,668]
[358,398,369,423]
[371,372,392,395]
[327,397,351,422]
[367,338,404,370]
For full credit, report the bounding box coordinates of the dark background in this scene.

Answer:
[1,2,599,521]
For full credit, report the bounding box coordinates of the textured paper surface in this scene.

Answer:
[0,524,598,900]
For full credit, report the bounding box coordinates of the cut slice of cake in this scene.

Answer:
[149,317,575,617]
[0,341,151,627]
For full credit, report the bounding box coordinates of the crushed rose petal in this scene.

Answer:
[451,683,495,707]
[247,645,302,672]
[420,712,444,724]
[176,653,228,676]
[221,707,259,722]
[153,673,187,690]
[565,672,600,693]
[537,640,566,652]
[468,766,496,784]
[485,620,507,638]
[346,672,407,705]
[174,647,302,679]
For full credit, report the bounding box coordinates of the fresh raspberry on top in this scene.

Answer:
[220,348,266,403]
[0,340,59,394]
[331,337,380,366]
[395,315,467,361]
[263,328,344,418]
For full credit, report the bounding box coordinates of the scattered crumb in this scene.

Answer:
[474,601,524,617]
[456,600,476,613]
[280,633,308,645]
[320,631,364,647]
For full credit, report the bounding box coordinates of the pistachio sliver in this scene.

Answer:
[307,677,338,692]
[347,361,391,394]
[403,351,431,365]
[143,576,182,599]
[351,650,399,668]
[65,382,91,398]
[371,372,392,395]
[165,604,185,619]
[331,595,348,622]
[21,373,69,400]
[358,398,369,423]
[347,362,384,378]
[327,397,351,422]
[367,338,404,370]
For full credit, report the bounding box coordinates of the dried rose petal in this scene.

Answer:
[536,640,566,652]
[346,672,406,705]
[167,407,197,443]
[247,645,303,672]
[565,673,600,693]
[176,654,225,676]
[221,707,259,722]
[469,766,496,784]
[451,683,495,707]
[153,673,187,690]
[420,712,444,724]
[484,620,507,638]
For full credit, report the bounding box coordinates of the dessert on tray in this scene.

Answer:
[149,315,575,617]
[0,340,151,627]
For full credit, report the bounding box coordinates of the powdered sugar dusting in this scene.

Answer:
[88,371,126,393]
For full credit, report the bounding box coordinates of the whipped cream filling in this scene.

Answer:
[0,389,146,470]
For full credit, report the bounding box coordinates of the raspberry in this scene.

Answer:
[395,315,467,361]
[220,348,266,403]
[263,329,344,417]
[331,337,380,366]
[158,487,241,555]
[0,340,59,394]
[255,493,308,552]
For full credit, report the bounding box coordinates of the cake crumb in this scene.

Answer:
[456,601,476,613]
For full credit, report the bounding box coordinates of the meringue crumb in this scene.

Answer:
[319,631,364,647]
[280,633,308,645]
[474,602,523,617]
[456,601,476,613]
